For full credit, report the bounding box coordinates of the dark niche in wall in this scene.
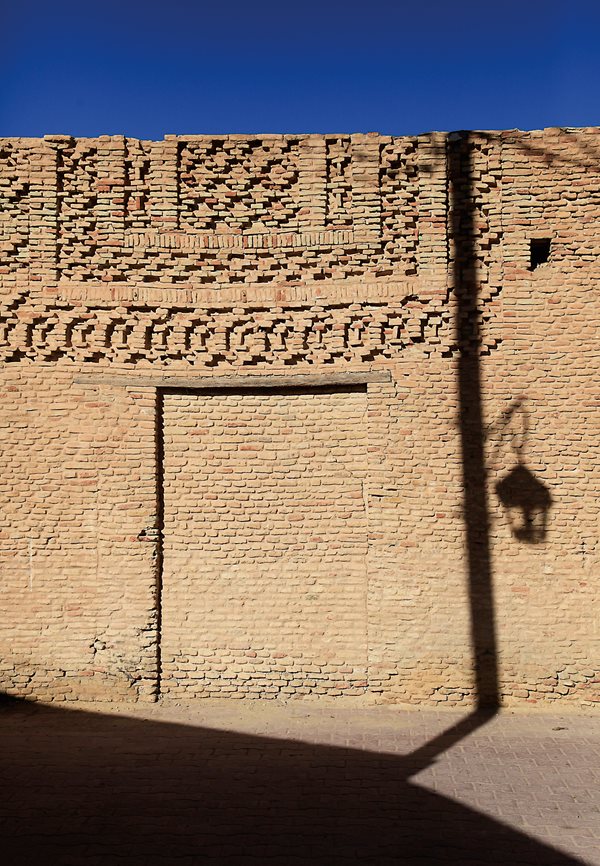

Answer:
[530,238,552,270]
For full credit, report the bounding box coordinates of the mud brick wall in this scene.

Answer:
[0,129,598,707]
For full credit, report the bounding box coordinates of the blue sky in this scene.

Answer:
[2,0,599,137]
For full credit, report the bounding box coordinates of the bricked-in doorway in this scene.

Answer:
[159,387,369,698]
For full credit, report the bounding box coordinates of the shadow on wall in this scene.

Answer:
[489,398,553,544]
[448,133,555,717]
[0,695,586,865]
[496,463,553,543]
[450,130,500,711]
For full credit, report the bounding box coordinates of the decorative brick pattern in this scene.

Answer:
[380,137,419,275]
[56,139,99,279]
[325,136,353,228]
[124,138,152,231]
[0,295,450,365]
[179,138,302,233]
[0,128,597,708]
[0,141,30,277]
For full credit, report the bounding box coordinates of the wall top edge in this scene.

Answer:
[0,126,598,146]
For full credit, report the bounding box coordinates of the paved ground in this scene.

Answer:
[0,698,598,865]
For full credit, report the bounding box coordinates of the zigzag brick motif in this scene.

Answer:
[0,296,451,365]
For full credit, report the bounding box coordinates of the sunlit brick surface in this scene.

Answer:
[0,129,598,706]
[161,388,369,697]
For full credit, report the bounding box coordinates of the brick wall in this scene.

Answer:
[161,387,369,698]
[0,129,597,707]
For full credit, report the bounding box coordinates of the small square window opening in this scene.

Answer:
[530,238,551,270]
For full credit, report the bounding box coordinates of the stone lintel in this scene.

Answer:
[74,371,392,389]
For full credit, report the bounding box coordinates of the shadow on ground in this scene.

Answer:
[0,697,585,865]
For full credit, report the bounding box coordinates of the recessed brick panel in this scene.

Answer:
[160,388,369,697]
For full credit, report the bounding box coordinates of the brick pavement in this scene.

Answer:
[0,699,598,865]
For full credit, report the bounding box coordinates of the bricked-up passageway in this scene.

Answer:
[160,387,370,698]
[0,130,598,706]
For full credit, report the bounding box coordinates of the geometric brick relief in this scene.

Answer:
[178,138,303,233]
[380,138,420,276]
[0,133,449,289]
[447,134,503,287]
[124,138,152,231]
[0,142,30,276]
[0,295,455,365]
[56,140,99,279]
[325,137,353,228]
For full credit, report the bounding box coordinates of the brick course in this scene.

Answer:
[0,129,597,706]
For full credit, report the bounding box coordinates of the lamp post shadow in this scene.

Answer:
[449,130,500,713]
